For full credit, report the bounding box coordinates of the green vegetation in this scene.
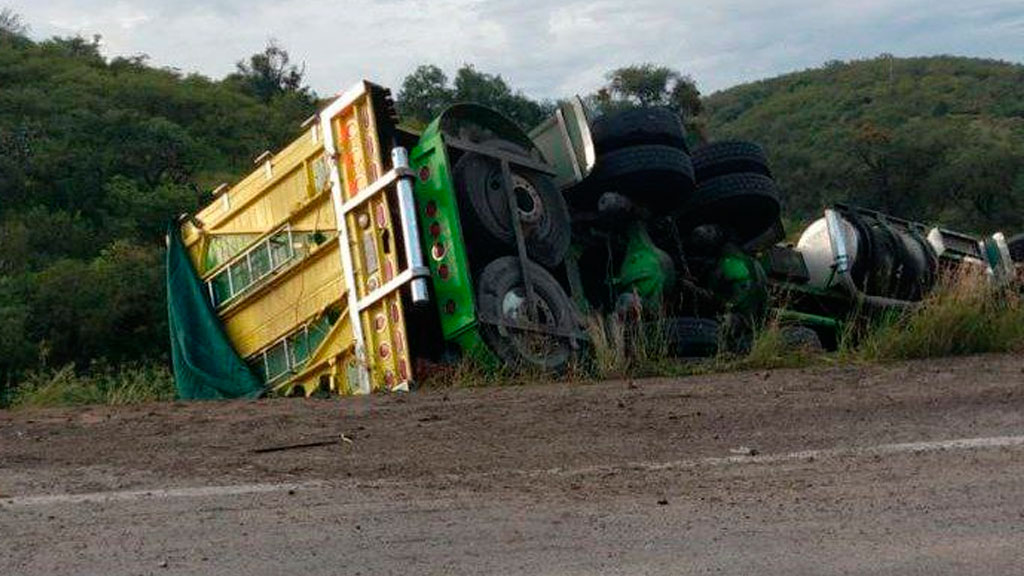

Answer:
[422,266,1024,391]
[396,64,554,129]
[590,63,705,137]
[850,270,1024,361]
[9,361,174,409]
[704,55,1024,233]
[0,20,317,403]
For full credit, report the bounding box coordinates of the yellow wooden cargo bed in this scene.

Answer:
[179,81,428,396]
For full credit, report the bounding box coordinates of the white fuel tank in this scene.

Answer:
[796,214,860,291]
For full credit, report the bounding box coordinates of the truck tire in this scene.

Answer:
[476,257,577,372]
[863,221,899,297]
[592,107,689,154]
[677,173,781,244]
[781,326,824,352]
[892,228,937,301]
[588,144,696,211]
[691,141,771,183]
[453,141,571,268]
[660,317,720,358]
[1008,233,1024,263]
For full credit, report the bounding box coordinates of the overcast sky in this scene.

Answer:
[9,1,1024,99]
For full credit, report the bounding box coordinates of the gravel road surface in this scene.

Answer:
[2,354,1023,575]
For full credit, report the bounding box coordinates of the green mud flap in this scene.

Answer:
[166,224,263,400]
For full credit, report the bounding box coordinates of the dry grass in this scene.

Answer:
[583,314,702,380]
[8,361,175,409]
[724,321,823,372]
[10,267,1021,406]
[850,268,1024,361]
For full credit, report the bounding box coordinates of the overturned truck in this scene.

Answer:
[167,81,1020,398]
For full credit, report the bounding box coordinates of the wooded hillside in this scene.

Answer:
[0,29,316,388]
[703,55,1024,232]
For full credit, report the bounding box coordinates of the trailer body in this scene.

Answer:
[173,82,426,396]
[171,82,564,397]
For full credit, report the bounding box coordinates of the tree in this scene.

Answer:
[594,64,702,117]
[229,40,312,104]
[0,26,318,381]
[104,115,198,187]
[0,275,34,380]
[593,63,704,138]
[28,241,166,368]
[452,65,551,129]
[396,64,552,129]
[102,177,198,242]
[47,34,104,60]
[704,56,1024,229]
[0,7,26,37]
[396,65,454,128]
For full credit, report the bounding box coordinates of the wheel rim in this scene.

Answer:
[512,173,544,224]
[487,171,545,226]
[499,287,563,365]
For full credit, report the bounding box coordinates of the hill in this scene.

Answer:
[0,31,316,388]
[702,56,1024,233]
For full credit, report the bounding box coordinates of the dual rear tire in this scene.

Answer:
[452,140,577,372]
[581,107,696,213]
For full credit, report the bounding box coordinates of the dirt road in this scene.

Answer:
[2,354,1024,575]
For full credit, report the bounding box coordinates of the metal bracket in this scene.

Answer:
[499,156,541,322]
[444,136,558,176]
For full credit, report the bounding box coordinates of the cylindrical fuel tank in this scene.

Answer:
[796,216,860,290]
[797,211,938,301]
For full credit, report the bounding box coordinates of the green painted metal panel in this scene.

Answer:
[410,122,481,347]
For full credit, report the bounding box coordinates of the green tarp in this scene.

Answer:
[166,225,264,400]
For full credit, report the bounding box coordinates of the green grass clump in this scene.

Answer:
[417,357,519,389]
[726,322,823,372]
[9,361,175,409]
[852,269,1024,361]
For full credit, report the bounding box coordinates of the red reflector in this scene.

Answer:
[425,201,437,218]
[438,264,450,280]
[419,166,431,182]
[431,242,446,260]
[429,222,441,238]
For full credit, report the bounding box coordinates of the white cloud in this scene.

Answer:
[9,0,1024,100]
